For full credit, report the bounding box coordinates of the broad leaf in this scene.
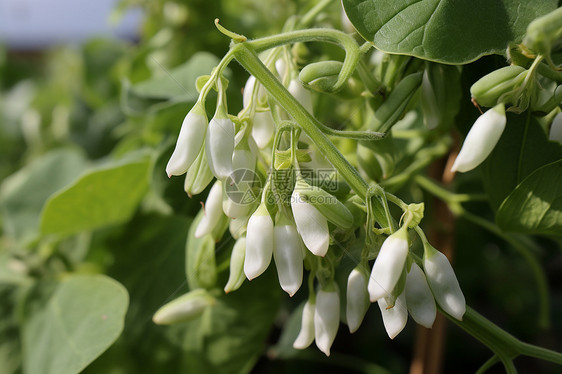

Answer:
[496,160,562,237]
[0,149,87,243]
[23,275,128,374]
[342,0,557,64]
[481,113,562,210]
[40,155,150,237]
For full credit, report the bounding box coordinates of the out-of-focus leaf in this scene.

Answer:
[22,275,128,374]
[175,268,281,374]
[496,160,562,237]
[40,154,150,237]
[0,148,87,243]
[342,0,557,64]
[121,52,220,114]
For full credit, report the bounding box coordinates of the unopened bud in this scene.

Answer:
[224,237,247,293]
[152,288,215,325]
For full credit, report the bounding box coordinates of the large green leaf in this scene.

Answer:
[342,0,557,64]
[496,160,562,237]
[0,149,87,243]
[40,155,150,237]
[481,113,562,210]
[23,275,128,374]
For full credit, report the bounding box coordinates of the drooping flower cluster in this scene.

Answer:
[154,54,466,358]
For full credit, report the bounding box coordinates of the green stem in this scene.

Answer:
[452,205,550,329]
[246,29,360,91]
[298,0,337,27]
[476,355,500,374]
[233,43,370,200]
[414,174,550,329]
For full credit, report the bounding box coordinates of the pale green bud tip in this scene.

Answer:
[166,105,207,177]
[346,267,370,333]
[224,237,247,293]
[451,104,506,173]
[368,228,409,302]
[195,181,223,238]
[152,289,215,325]
[424,250,466,321]
[293,300,316,350]
[315,284,340,356]
[378,293,408,339]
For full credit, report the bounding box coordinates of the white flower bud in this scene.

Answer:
[405,263,436,328]
[346,266,370,333]
[293,300,316,349]
[291,181,330,257]
[206,117,235,179]
[222,142,258,219]
[378,292,408,339]
[423,243,466,321]
[224,237,246,293]
[273,222,303,296]
[451,103,506,173]
[166,103,207,177]
[368,227,409,302]
[549,112,562,143]
[244,204,274,280]
[152,288,215,325]
[195,181,224,238]
[252,110,275,148]
[288,79,313,114]
[315,283,340,356]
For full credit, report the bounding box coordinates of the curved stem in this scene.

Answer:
[246,29,360,91]
[476,355,500,374]
[234,43,370,200]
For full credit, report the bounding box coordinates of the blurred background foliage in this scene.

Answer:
[0,0,561,373]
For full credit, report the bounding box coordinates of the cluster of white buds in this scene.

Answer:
[160,54,466,358]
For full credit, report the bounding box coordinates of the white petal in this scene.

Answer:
[451,104,506,173]
[346,267,370,333]
[244,212,274,280]
[378,293,408,339]
[206,117,235,179]
[288,79,313,114]
[293,300,316,349]
[291,191,330,257]
[273,225,303,296]
[166,107,207,177]
[368,230,409,302]
[252,110,275,148]
[405,263,436,328]
[195,181,224,238]
[315,286,340,356]
[424,250,466,321]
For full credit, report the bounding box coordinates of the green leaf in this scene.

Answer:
[176,269,281,374]
[0,149,87,243]
[23,275,128,374]
[342,0,557,64]
[40,155,151,237]
[496,160,562,237]
[481,113,562,210]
